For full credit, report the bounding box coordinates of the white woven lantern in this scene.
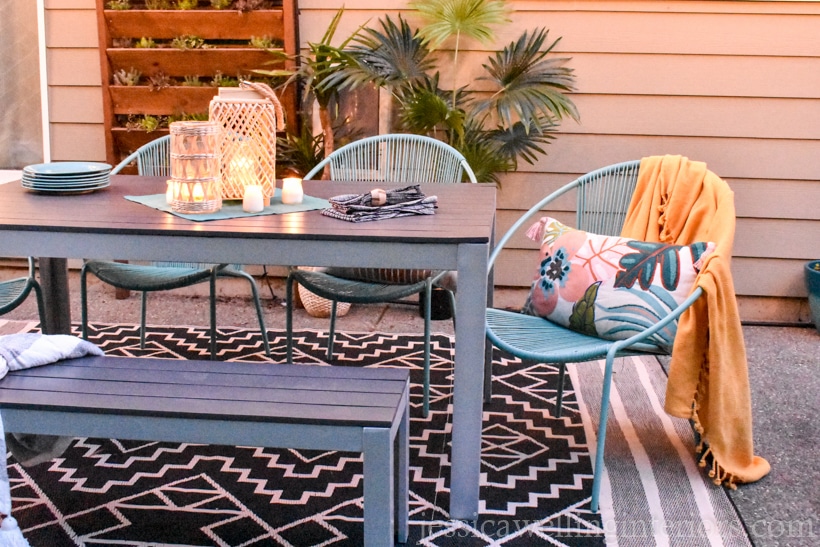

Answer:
[168,121,222,214]
[208,81,285,205]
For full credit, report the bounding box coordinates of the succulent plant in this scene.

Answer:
[112,67,142,86]
[171,35,207,50]
[106,0,131,10]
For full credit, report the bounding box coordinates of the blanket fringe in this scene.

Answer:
[691,402,739,490]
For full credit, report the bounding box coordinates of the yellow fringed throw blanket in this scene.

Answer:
[621,155,770,487]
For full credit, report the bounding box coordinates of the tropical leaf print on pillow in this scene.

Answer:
[523,217,714,350]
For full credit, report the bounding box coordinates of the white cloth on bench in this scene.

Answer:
[0,333,103,546]
[0,333,103,380]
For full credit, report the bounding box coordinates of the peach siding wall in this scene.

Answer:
[45,0,820,323]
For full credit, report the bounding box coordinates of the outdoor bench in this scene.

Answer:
[0,355,410,546]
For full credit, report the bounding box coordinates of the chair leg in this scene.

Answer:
[327,301,338,361]
[219,268,271,358]
[591,353,617,513]
[555,364,567,418]
[80,264,90,340]
[209,270,218,360]
[422,283,432,418]
[246,274,271,358]
[31,281,47,333]
[140,291,148,350]
[286,274,296,362]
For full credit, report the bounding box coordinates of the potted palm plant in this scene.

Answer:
[321,0,579,183]
[805,260,820,332]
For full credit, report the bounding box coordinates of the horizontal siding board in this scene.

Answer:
[570,53,820,99]
[499,174,820,222]
[45,9,98,48]
[49,86,103,123]
[45,0,95,8]
[570,95,820,140]
[733,218,820,260]
[522,134,820,182]
[49,123,106,162]
[731,180,820,221]
[500,11,820,57]
[47,49,101,86]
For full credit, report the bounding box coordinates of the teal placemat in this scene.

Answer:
[126,188,330,221]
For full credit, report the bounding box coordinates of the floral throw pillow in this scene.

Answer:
[522,217,714,351]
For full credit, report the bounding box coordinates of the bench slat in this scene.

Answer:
[64,355,409,381]
[12,363,407,395]
[0,375,404,408]
[1,389,400,426]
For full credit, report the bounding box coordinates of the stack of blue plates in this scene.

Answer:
[21,162,112,194]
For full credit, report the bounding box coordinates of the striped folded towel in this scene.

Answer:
[0,333,103,380]
[322,185,437,222]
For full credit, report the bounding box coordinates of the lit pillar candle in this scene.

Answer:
[166,180,175,204]
[243,184,265,213]
[281,177,303,205]
[230,152,256,186]
[192,183,205,202]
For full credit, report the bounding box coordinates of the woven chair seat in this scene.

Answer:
[83,261,226,292]
[485,308,663,363]
[0,277,31,310]
[291,269,446,304]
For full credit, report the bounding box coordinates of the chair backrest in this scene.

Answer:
[303,134,478,184]
[489,160,641,269]
[110,135,172,176]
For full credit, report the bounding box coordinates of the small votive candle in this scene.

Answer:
[243,184,265,213]
[281,177,304,205]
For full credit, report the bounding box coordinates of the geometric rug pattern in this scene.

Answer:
[5,323,747,546]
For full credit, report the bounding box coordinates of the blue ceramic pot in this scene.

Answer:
[805,260,820,333]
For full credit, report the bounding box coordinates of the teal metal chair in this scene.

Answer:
[80,135,270,359]
[0,257,46,326]
[485,160,704,512]
[286,134,478,417]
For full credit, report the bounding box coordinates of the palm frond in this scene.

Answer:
[489,118,556,166]
[352,15,435,86]
[409,0,512,49]
[476,28,579,128]
[396,76,466,140]
[455,120,513,184]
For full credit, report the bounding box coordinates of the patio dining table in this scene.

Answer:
[0,174,497,520]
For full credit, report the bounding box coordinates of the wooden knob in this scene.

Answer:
[370,188,387,206]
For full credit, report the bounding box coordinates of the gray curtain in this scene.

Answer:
[0,0,44,168]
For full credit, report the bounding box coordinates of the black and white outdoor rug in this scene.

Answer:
[4,322,752,546]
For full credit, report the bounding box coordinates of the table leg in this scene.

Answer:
[38,258,72,334]
[449,242,488,521]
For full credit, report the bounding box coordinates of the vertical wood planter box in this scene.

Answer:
[96,0,299,166]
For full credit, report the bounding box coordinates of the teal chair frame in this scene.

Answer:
[0,257,46,327]
[287,134,478,417]
[485,160,704,512]
[80,136,270,359]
